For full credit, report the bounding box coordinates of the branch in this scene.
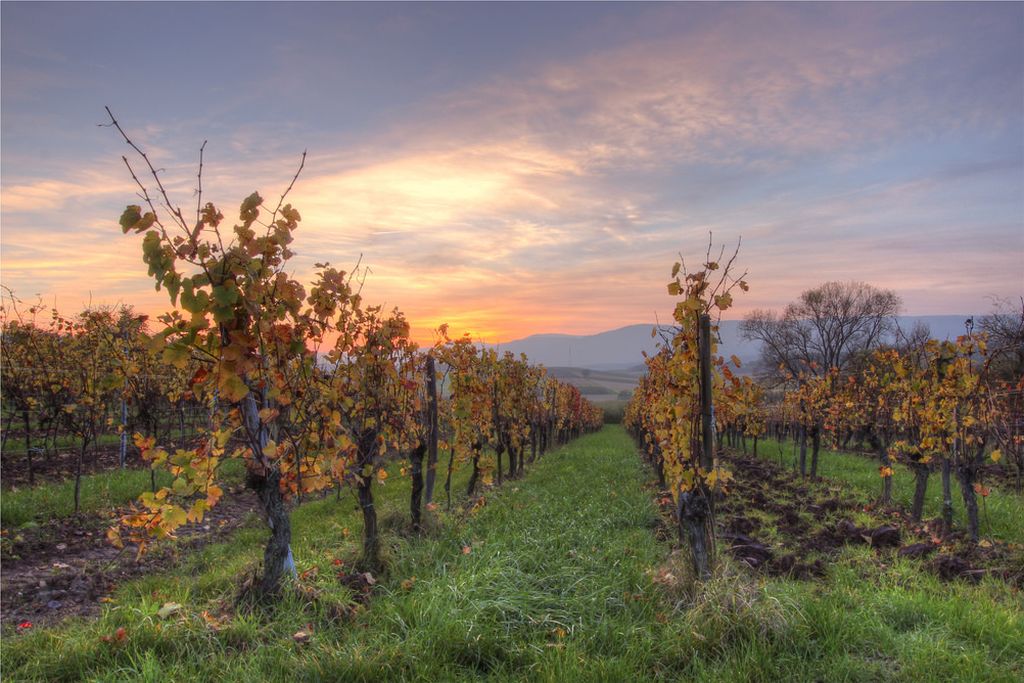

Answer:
[194,139,207,238]
[104,107,190,234]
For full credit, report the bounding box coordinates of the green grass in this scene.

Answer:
[1,460,246,528]
[1,426,203,456]
[3,426,1022,681]
[752,437,1024,544]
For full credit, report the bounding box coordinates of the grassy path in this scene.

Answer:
[3,426,1022,681]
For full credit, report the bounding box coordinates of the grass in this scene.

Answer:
[751,437,1024,544]
[1,425,204,456]
[2,426,1022,681]
[1,460,246,528]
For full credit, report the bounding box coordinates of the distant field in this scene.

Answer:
[547,366,640,404]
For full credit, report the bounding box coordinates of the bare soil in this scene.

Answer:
[650,449,1024,587]
[0,485,261,629]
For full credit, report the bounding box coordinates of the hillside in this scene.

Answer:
[494,316,976,378]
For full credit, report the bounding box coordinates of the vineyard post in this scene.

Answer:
[120,397,127,469]
[119,333,128,469]
[424,354,439,504]
[699,314,714,472]
[943,406,957,531]
[676,312,715,580]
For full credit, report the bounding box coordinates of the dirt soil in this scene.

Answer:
[651,449,1024,587]
[0,486,262,629]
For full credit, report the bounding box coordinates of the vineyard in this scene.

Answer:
[1,121,1022,681]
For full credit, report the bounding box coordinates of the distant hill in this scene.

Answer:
[491,316,977,392]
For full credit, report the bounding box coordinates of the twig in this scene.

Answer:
[104,107,189,234]
[194,140,207,236]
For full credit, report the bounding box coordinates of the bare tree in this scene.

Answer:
[980,297,1024,379]
[742,281,902,380]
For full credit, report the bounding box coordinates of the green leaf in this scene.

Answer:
[171,477,194,497]
[120,206,142,233]
[212,283,239,307]
[119,206,156,234]
[212,305,234,324]
[162,343,190,370]
[164,273,182,306]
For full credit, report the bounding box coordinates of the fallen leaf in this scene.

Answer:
[157,602,183,619]
[293,630,311,644]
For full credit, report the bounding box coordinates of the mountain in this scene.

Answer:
[492,315,977,376]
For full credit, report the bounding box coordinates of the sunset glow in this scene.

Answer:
[2,3,1021,345]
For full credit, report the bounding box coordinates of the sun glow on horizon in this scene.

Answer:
[1,3,1021,337]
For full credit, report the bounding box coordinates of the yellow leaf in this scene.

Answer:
[206,484,223,506]
[187,499,209,523]
[106,526,124,549]
[218,373,249,403]
[990,449,1002,463]
[162,505,187,530]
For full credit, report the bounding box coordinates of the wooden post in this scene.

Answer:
[423,355,439,504]
[677,313,716,580]
[699,314,714,471]
[119,397,128,469]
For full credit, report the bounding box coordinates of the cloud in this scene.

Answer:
[1,3,1020,344]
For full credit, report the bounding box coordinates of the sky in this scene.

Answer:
[2,2,1022,345]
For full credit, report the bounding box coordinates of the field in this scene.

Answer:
[545,367,641,403]
[3,426,1022,681]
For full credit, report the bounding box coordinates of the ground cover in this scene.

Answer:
[2,426,1021,682]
